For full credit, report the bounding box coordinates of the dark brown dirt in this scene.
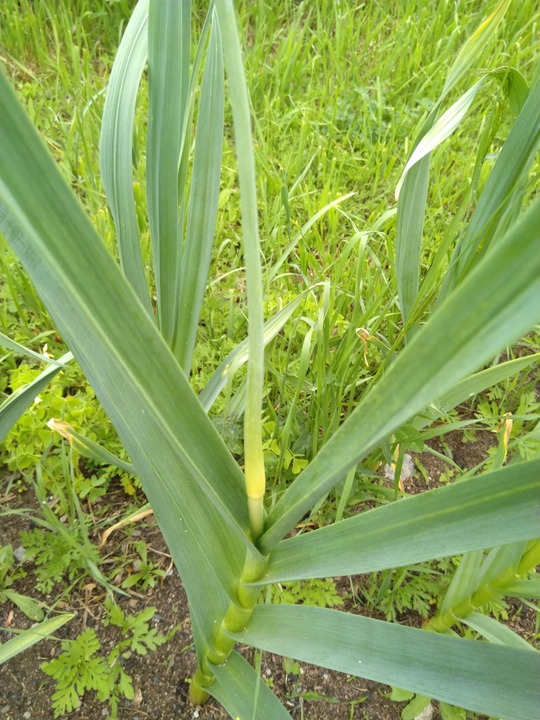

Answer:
[1,430,538,720]
[0,544,404,720]
[0,492,407,720]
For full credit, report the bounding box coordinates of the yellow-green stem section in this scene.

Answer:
[427,540,540,633]
[247,487,265,540]
[517,538,540,575]
[189,549,268,705]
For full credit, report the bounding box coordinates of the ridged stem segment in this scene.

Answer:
[427,539,540,633]
[189,550,268,704]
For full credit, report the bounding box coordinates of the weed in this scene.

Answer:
[19,525,102,595]
[389,687,467,720]
[358,560,455,623]
[42,603,172,719]
[271,577,344,609]
[3,361,134,498]
[0,543,44,621]
[15,462,112,596]
[121,540,167,591]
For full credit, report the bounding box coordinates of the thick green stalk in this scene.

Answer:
[189,549,268,704]
[427,540,540,633]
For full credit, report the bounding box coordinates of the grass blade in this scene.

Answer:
[47,419,135,475]
[0,332,67,367]
[199,287,318,412]
[442,0,512,95]
[0,614,74,664]
[0,352,72,443]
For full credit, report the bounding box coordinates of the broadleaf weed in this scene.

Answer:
[19,525,102,595]
[42,603,172,719]
[270,578,344,609]
[42,628,111,716]
[120,541,167,591]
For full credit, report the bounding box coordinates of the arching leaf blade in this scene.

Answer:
[0,66,256,654]
[209,651,293,720]
[99,0,152,313]
[260,461,540,583]
[234,605,540,720]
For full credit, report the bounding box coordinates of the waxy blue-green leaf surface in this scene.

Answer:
[260,460,540,583]
[233,604,540,720]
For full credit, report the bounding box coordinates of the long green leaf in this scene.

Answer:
[415,352,540,428]
[395,79,485,198]
[0,67,250,537]
[506,578,540,600]
[99,0,152,314]
[0,351,72,443]
[395,153,431,325]
[0,331,67,367]
[47,419,135,475]
[175,11,224,374]
[146,0,190,345]
[441,72,540,297]
[440,551,484,618]
[259,461,540,584]
[459,612,534,650]
[0,67,255,654]
[0,614,73,664]
[233,604,540,720]
[209,650,293,719]
[442,0,512,95]
[260,199,540,551]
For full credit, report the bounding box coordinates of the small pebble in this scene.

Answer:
[384,453,415,481]
[14,545,26,562]
[23,713,31,719]
[414,704,433,720]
